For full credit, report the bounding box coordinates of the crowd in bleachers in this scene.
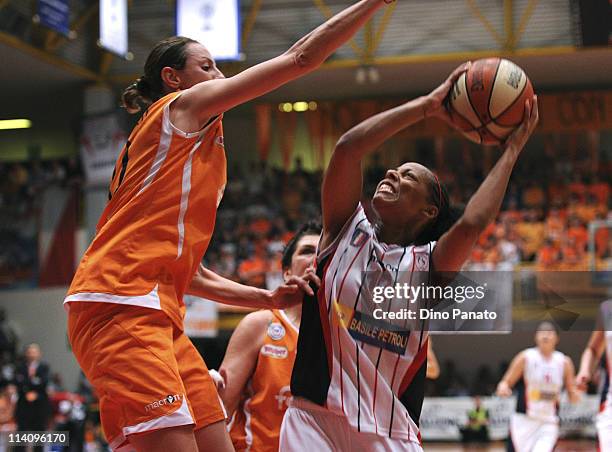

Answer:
[0,159,83,288]
[0,308,108,451]
[0,147,609,289]
[204,155,610,288]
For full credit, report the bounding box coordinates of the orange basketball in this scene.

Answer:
[447,58,534,145]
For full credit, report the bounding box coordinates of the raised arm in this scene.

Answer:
[186,264,318,309]
[496,351,526,397]
[176,0,392,126]
[432,97,539,272]
[218,311,270,417]
[320,64,469,249]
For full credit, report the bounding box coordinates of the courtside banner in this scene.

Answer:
[99,0,128,57]
[420,395,598,440]
[38,0,70,36]
[80,113,127,188]
[353,271,610,333]
[184,295,219,338]
[176,0,241,61]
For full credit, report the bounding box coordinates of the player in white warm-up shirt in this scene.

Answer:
[496,321,580,452]
[281,63,539,451]
[576,299,612,451]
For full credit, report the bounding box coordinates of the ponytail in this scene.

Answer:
[121,76,154,114]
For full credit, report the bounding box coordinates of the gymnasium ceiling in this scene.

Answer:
[0,0,610,102]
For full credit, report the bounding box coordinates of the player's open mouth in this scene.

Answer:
[377,181,397,195]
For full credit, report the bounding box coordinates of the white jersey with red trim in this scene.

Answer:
[292,204,434,444]
[523,347,565,423]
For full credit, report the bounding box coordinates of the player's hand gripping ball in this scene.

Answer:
[447,58,534,145]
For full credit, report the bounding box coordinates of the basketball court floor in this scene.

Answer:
[424,440,597,451]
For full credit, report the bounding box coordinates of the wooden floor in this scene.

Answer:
[423,440,597,451]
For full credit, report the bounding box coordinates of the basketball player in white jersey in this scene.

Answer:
[576,299,612,451]
[280,63,539,451]
[496,321,580,452]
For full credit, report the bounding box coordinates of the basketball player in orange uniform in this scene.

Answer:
[281,66,539,450]
[65,2,397,451]
[220,222,321,452]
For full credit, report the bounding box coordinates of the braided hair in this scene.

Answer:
[413,172,464,246]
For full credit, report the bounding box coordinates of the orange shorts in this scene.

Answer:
[67,302,225,451]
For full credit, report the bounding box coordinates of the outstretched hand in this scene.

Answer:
[423,62,471,123]
[503,95,539,156]
[268,267,321,309]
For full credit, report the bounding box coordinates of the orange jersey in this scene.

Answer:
[65,92,226,328]
[230,310,298,452]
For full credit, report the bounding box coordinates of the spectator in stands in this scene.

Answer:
[237,241,269,288]
[594,211,610,260]
[537,237,561,269]
[28,161,47,196]
[48,160,67,186]
[576,193,600,223]
[246,161,266,198]
[0,309,17,361]
[589,173,610,206]
[521,181,546,209]
[547,174,567,207]
[568,173,587,202]
[516,209,545,261]
[51,389,87,452]
[545,206,566,244]
[0,384,16,431]
[14,344,51,452]
[501,198,522,222]
[64,157,83,187]
[6,163,28,199]
[560,236,586,270]
[483,236,501,269]
[216,244,238,280]
[499,226,522,266]
[567,216,588,251]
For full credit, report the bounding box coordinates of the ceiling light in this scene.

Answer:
[293,102,309,112]
[0,119,32,130]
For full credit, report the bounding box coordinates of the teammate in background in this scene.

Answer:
[576,299,612,451]
[282,64,539,451]
[65,2,395,451]
[220,222,321,452]
[496,321,580,452]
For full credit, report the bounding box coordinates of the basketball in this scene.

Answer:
[448,58,534,145]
